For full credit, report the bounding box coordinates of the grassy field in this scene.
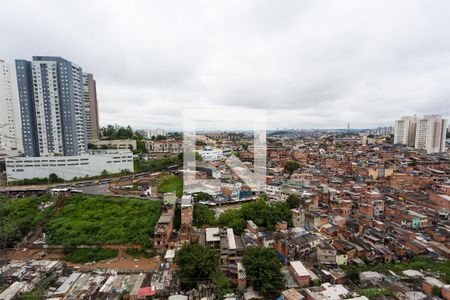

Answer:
[0,195,55,248]
[157,174,183,197]
[63,248,118,263]
[45,195,162,247]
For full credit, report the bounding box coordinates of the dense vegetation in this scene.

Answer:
[100,125,134,140]
[193,204,217,227]
[134,155,181,173]
[0,195,55,248]
[344,256,450,283]
[46,195,162,247]
[243,247,286,297]
[157,175,183,197]
[99,124,147,153]
[63,248,118,263]
[361,288,394,299]
[175,244,219,289]
[192,198,292,234]
[175,244,233,298]
[286,194,303,209]
[194,192,213,202]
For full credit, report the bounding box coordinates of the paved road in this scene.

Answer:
[79,183,113,195]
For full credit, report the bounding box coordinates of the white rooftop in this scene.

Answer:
[321,283,349,300]
[206,227,220,242]
[402,269,424,277]
[227,228,236,250]
[290,260,310,277]
[165,249,176,260]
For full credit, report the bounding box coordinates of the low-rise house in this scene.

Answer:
[205,227,221,248]
[304,282,368,300]
[154,206,175,252]
[359,271,383,284]
[289,260,311,287]
[317,244,337,265]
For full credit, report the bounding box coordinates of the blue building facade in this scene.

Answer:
[15,56,88,157]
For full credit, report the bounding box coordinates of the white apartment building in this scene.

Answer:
[0,60,23,155]
[394,115,448,154]
[146,128,167,138]
[394,116,417,147]
[31,60,65,156]
[5,150,134,181]
[415,115,448,154]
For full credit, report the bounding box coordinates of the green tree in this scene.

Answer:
[286,195,302,209]
[243,247,286,297]
[210,271,234,299]
[194,192,213,202]
[217,209,245,234]
[175,244,219,290]
[48,173,62,184]
[284,160,300,176]
[240,198,291,230]
[193,204,216,227]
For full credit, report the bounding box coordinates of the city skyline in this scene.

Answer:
[1,0,450,129]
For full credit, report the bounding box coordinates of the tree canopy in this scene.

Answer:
[0,195,54,248]
[286,194,303,209]
[284,160,300,176]
[193,198,292,234]
[175,244,219,290]
[243,247,286,297]
[134,155,181,173]
[194,192,213,202]
[100,124,134,140]
[193,204,216,227]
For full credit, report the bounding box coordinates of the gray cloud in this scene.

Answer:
[1,0,449,130]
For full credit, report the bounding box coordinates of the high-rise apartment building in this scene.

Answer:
[146,128,167,139]
[414,115,447,154]
[394,116,417,147]
[83,73,100,141]
[0,59,23,154]
[15,56,87,157]
[394,115,447,154]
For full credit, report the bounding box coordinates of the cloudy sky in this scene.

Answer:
[1,0,449,130]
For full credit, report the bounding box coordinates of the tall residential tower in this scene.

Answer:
[394,115,448,154]
[0,59,23,154]
[415,115,447,154]
[83,73,100,141]
[15,56,87,157]
[394,116,417,147]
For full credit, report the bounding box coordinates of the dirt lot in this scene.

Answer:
[1,247,161,272]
